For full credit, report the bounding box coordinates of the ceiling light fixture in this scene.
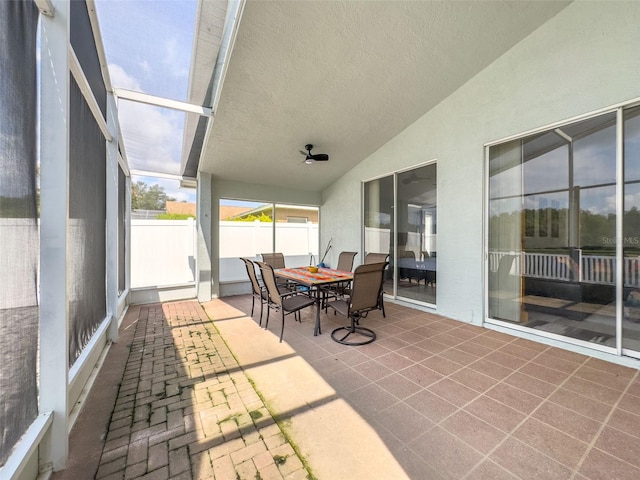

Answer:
[299,144,329,164]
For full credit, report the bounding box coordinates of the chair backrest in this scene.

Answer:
[240,257,261,295]
[364,252,388,264]
[336,251,357,272]
[255,261,283,306]
[261,252,286,269]
[349,262,387,313]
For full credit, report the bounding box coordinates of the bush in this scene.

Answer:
[157,213,195,220]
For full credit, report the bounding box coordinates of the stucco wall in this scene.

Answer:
[321,1,640,325]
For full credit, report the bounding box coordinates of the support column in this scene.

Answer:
[197,172,213,301]
[39,0,70,470]
[106,93,119,341]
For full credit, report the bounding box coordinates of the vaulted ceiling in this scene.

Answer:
[193,0,571,193]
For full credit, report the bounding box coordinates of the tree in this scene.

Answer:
[233,212,272,222]
[131,181,175,210]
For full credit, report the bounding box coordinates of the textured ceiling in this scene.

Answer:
[197,0,570,193]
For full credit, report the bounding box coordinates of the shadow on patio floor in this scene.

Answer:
[56,296,640,479]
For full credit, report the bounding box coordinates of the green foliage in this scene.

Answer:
[131,181,175,210]
[0,196,38,218]
[490,206,640,255]
[234,212,272,222]
[156,213,195,220]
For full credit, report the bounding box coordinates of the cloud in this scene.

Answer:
[138,60,152,77]
[108,62,187,175]
[162,37,189,79]
[109,63,143,91]
[118,100,185,175]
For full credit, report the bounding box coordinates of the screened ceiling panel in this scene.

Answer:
[118,101,188,176]
[95,0,199,177]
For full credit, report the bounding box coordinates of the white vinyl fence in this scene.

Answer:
[219,221,319,282]
[130,220,319,288]
[131,219,196,288]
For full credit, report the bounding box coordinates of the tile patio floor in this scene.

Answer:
[55,296,640,479]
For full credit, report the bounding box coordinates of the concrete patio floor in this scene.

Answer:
[54,296,640,479]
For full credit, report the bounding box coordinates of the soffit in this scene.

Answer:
[198,0,571,192]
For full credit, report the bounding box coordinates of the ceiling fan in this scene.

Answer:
[300,144,329,164]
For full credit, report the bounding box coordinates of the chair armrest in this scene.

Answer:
[280,289,312,300]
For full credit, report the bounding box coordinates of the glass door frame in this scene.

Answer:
[361,160,438,308]
[483,100,640,360]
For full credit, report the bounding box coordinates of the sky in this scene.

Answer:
[95,0,199,203]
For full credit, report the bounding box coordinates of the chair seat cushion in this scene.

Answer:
[329,299,349,316]
[282,294,315,312]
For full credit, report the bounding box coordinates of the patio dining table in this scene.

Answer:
[274,267,353,336]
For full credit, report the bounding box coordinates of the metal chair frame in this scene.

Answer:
[328,262,388,346]
[256,261,316,342]
[240,257,267,325]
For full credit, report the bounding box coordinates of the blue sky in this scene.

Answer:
[96,0,198,203]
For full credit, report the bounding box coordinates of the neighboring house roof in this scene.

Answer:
[219,205,254,220]
[166,201,196,216]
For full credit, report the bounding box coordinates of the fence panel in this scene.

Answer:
[130,219,196,288]
[219,221,318,282]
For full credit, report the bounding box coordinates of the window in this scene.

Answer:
[219,200,319,282]
[487,107,640,357]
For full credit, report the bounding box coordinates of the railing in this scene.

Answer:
[489,251,640,287]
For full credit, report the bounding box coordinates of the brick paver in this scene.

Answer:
[95,301,310,480]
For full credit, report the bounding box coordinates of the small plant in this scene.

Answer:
[249,410,263,420]
[273,454,287,466]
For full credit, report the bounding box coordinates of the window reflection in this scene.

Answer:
[363,164,437,306]
[396,165,437,305]
[488,111,620,349]
[623,106,640,353]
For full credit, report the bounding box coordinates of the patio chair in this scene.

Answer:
[364,252,389,264]
[261,252,286,268]
[261,252,290,289]
[240,257,268,325]
[336,251,357,271]
[256,261,316,342]
[328,262,388,345]
[360,253,389,317]
[322,251,357,310]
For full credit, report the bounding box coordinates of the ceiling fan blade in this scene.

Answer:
[299,150,308,156]
[310,154,329,161]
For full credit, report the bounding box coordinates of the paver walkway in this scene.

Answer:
[90,301,309,480]
[55,296,640,480]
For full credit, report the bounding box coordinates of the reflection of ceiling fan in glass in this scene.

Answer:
[402,171,433,185]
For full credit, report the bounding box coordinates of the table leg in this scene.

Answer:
[314,287,322,336]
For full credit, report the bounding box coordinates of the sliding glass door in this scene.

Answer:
[487,105,640,357]
[364,175,394,299]
[623,106,640,354]
[363,163,437,306]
